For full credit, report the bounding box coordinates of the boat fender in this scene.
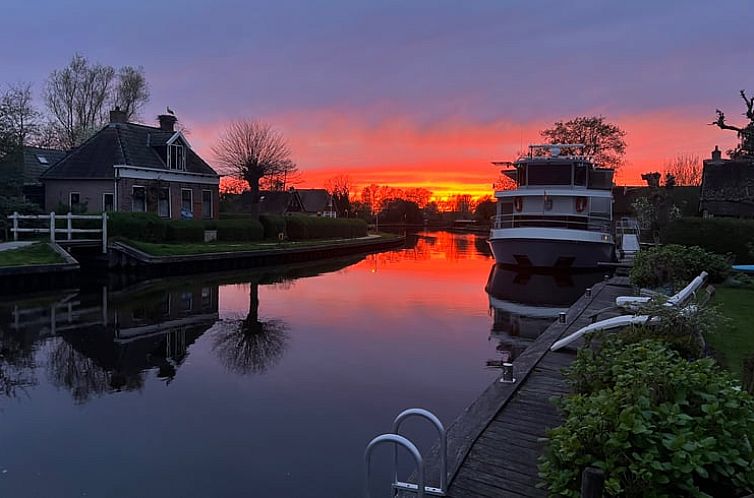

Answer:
[514,196,523,212]
[576,197,588,213]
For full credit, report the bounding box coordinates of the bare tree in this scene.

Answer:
[540,115,627,168]
[0,83,41,152]
[664,154,702,186]
[326,174,352,216]
[44,54,150,149]
[212,120,295,217]
[112,66,150,121]
[711,89,754,157]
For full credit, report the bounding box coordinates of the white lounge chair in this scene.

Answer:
[614,271,708,310]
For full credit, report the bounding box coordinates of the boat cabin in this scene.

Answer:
[492,145,615,232]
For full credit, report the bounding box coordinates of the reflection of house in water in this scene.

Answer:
[485,266,603,361]
[2,283,219,402]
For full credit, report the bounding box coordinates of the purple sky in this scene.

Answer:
[2,0,751,188]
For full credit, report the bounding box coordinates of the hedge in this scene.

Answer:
[284,216,367,240]
[108,212,167,242]
[165,220,205,242]
[629,244,730,290]
[660,217,754,263]
[214,219,264,241]
[259,215,287,239]
[540,337,754,497]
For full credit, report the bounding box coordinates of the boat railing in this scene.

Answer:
[492,214,611,232]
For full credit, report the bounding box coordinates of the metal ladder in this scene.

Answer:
[363,408,447,497]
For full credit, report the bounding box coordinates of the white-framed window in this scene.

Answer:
[158,188,171,218]
[69,192,81,210]
[132,186,146,212]
[103,193,114,212]
[181,189,193,217]
[168,143,186,170]
[201,190,213,219]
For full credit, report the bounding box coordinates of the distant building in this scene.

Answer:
[255,188,336,217]
[700,146,754,218]
[41,109,220,219]
[0,146,66,208]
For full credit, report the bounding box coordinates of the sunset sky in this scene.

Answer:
[2,1,750,199]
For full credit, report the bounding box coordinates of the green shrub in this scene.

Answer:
[259,215,287,239]
[661,217,754,264]
[630,244,730,289]
[165,220,205,242]
[215,219,264,241]
[285,215,367,240]
[108,212,166,242]
[540,339,754,497]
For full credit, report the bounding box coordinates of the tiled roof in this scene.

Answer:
[41,122,218,179]
[21,146,66,184]
[298,189,331,213]
[259,191,293,215]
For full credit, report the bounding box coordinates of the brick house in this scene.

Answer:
[700,146,754,218]
[41,109,219,220]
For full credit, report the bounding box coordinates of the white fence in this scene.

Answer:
[8,212,108,254]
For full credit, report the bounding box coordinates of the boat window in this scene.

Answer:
[517,165,527,186]
[527,163,572,186]
[574,162,587,186]
[590,197,611,218]
[588,169,614,190]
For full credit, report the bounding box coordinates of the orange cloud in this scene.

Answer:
[190,107,738,199]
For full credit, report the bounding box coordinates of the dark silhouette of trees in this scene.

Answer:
[212,120,296,218]
[326,174,352,217]
[379,198,422,224]
[212,283,289,375]
[664,154,702,186]
[540,116,627,168]
[474,196,496,224]
[711,90,754,158]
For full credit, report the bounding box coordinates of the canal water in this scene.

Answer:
[0,231,601,497]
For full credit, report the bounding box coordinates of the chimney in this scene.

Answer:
[109,106,127,124]
[158,114,177,132]
[711,145,722,161]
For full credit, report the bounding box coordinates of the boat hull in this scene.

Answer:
[488,228,615,269]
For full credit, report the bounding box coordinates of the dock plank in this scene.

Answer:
[432,277,632,497]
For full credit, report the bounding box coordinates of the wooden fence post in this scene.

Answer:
[101,212,108,254]
[66,212,73,240]
[49,212,56,243]
[12,212,18,241]
[580,467,605,498]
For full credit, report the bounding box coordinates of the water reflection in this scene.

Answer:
[485,265,604,361]
[213,283,289,375]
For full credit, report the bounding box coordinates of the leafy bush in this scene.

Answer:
[540,339,754,498]
[108,212,166,242]
[661,217,754,264]
[259,215,287,239]
[215,219,264,241]
[285,216,367,240]
[165,220,205,242]
[630,244,729,289]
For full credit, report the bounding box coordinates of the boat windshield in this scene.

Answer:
[526,163,572,186]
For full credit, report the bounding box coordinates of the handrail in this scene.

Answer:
[492,214,611,232]
[392,408,447,494]
[364,434,425,498]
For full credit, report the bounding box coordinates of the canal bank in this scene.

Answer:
[0,234,405,293]
[401,275,631,497]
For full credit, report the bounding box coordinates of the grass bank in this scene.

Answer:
[124,233,401,257]
[709,286,754,378]
[0,243,64,267]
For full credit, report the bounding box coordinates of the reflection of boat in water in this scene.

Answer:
[489,144,616,269]
[485,265,603,360]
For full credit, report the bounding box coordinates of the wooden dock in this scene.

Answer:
[406,276,633,498]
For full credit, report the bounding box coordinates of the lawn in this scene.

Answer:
[708,286,754,378]
[124,233,400,257]
[0,243,64,267]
